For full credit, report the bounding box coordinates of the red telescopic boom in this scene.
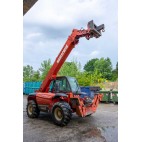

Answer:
[37,20,105,92]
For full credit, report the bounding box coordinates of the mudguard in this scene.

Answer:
[53,93,67,99]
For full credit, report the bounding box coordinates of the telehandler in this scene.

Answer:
[27,20,105,126]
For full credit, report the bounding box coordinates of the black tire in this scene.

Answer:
[52,102,72,126]
[26,100,40,118]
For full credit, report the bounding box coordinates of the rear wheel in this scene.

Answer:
[26,100,40,118]
[52,102,72,126]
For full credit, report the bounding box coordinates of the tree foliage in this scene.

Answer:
[23,65,34,82]
[94,57,113,80]
[84,58,99,73]
[77,70,106,86]
[39,59,52,80]
[59,60,81,77]
[23,58,118,87]
[84,58,113,80]
[31,70,41,81]
[111,62,118,81]
[23,65,41,82]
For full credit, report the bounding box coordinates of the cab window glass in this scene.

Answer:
[51,78,71,92]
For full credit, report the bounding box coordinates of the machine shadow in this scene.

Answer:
[36,112,94,127]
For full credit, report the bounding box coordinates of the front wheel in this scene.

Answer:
[52,102,72,126]
[26,100,40,118]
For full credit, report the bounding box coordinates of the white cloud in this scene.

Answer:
[90,50,99,57]
[25,32,42,39]
[23,0,118,70]
[24,0,105,28]
[72,51,80,56]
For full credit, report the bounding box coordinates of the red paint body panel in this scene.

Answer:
[36,92,55,105]
[27,92,103,117]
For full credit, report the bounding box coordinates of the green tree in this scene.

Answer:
[77,72,91,86]
[94,57,113,80]
[77,70,106,86]
[31,70,41,81]
[59,60,81,77]
[23,65,34,82]
[90,70,105,85]
[83,57,113,80]
[111,62,118,81]
[84,58,99,73]
[39,59,52,80]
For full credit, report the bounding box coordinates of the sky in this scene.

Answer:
[23,0,118,70]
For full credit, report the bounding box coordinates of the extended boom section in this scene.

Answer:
[38,20,104,92]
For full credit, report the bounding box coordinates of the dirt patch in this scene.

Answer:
[81,127,106,142]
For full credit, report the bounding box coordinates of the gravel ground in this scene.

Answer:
[23,95,118,142]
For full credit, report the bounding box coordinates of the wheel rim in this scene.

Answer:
[28,104,33,115]
[54,107,63,121]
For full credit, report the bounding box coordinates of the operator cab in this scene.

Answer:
[49,76,81,94]
[49,76,93,105]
